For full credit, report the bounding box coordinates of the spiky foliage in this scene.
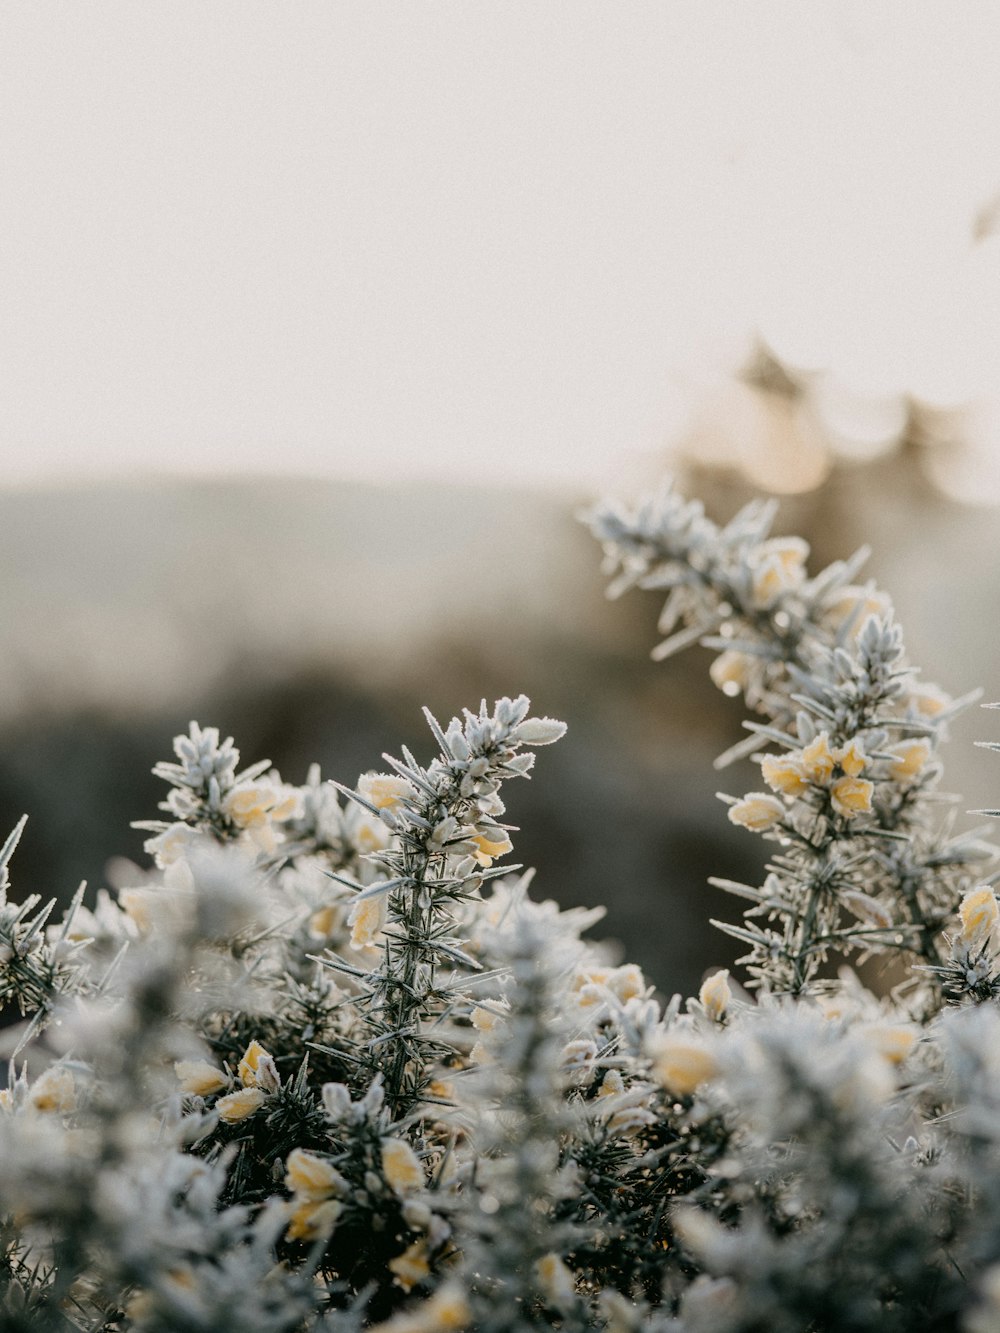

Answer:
[6,484,1000,1330]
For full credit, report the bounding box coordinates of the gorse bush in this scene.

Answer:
[4,481,1000,1331]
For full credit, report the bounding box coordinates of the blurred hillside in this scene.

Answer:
[0,457,997,996]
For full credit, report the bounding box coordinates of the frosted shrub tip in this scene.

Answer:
[511,716,567,746]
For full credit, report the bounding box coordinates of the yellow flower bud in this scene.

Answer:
[357,773,416,811]
[216,1087,266,1124]
[285,1198,342,1242]
[381,1138,425,1194]
[238,1040,273,1088]
[347,895,388,951]
[284,1148,344,1200]
[727,793,785,832]
[174,1060,228,1098]
[598,1069,625,1097]
[470,831,513,867]
[960,887,1000,951]
[29,1067,76,1115]
[699,970,731,1021]
[709,650,749,698]
[389,1238,431,1291]
[750,538,808,607]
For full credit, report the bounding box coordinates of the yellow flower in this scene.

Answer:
[238,1040,273,1088]
[750,538,808,607]
[727,793,784,832]
[908,683,950,717]
[650,1037,717,1097]
[709,649,749,698]
[222,779,300,851]
[388,1238,430,1292]
[286,1198,342,1242]
[0,1090,12,1113]
[536,1253,576,1304]
[347,894,388,951]
[471,1005,504,1033]
[367,1284,471,1333]
[699,970,731,1021]
[960,887,1000,951]
[357,772,416,811]
[118,888,157,933]
[866,1025,917,1066]
[598,1069,625,1097]
[413,1286,470,1331]
[887,739,931,783]
[470,831,513,867]
[830,776,874,819]
[144,822,201,868]
[751,561,788,608]
[353,819,388,854]
[607,1106,657,1136]
[308,904,340,938]
[381,1138,425,1194]
[608,963,646,1002]
[824,586,892,634]
[174,1060,228,1097]
[760,536,810,574]
[760,753,809,797]
[572,965,611,992]
[834,739,868,778]
[284,1148,345,1200]
[29,1067,76,1115]
[216,1087,266,1124]
[801,732,835,784]
[223,780,297,826]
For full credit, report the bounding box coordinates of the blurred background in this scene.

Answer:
[2,2,1000,996]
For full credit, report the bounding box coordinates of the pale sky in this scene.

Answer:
[2,2,1000,493]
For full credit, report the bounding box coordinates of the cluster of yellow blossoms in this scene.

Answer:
[284,1148,346,1242]
[174,1038,279,1124]
[729,729,932,832]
